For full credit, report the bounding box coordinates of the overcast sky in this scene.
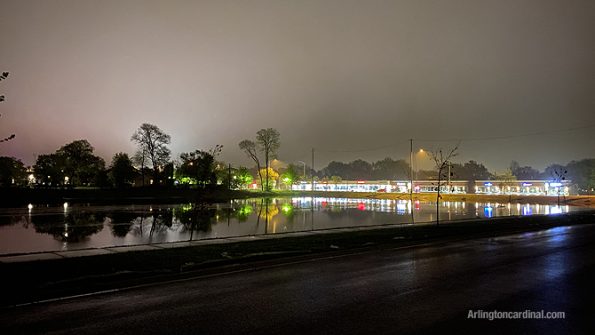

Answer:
[1,0,593,172]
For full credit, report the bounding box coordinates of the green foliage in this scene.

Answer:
[259,167,279,191]
[235,167,253,189]
[280,165,298,189]
[178,150,217,187]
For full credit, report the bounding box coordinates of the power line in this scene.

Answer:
[315,124,595,153]
[415,124,595,142]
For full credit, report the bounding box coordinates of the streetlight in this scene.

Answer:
[414,149,428,180]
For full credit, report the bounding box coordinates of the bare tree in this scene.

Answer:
[0,71,15,143]
[239,140,263,191]
[131,123,171,183]
[256,128,280,191]
[551,167,568,206]
[429,145,459,226]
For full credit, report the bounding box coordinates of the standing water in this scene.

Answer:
[0,197,575,254]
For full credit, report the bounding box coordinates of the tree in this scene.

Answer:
[550,166,568,205]
[259,167,279,190]
[510,160,540,180]
[178,150,218,187]
[0,156,27,187]
[33,154,64,186]
[564,159,595,194]
[452,160,492,181]
[321,161,350,179]
[280,165,298,190]
[256,128,280,191]
[0,71,15,143]
[372,157,410,180]
[348,159,373,180]
[235,167,253,189]
[131,123,171,183]
[57,140,106,186]
[429,146,458,226]
[109,153,136,188]
[239,140,263,191]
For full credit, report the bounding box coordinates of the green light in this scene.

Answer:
[281,203,293,215]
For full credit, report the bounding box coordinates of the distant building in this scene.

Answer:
[292,179,573,196]
[474,180,571,196]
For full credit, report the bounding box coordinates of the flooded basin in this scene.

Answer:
[0,197,577,254]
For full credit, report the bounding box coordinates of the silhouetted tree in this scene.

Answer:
[510,160,540,180]
[0,156,27,187]
[33,154,64,186]
[109,153,136,188]
[0,71,15,143]
[178,149,218,187]
[131,123,171,183]
[429,145,458,226]
[57,140,106,186]
[372,157,409,180]
[565,159,595,194]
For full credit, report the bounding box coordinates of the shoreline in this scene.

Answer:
[297,191,595,207]
[1,188,593,207]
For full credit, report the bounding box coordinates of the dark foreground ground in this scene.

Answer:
[1,219,594,334]
[1,212,593,306]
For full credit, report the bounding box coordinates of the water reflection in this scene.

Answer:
[108,211,139,237]
[32,212,105,242]
[0,198,578,254]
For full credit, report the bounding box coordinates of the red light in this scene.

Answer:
[357,203,365,211]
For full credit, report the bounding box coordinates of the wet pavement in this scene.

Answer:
[1,223,594,334]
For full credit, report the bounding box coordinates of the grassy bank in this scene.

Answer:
[296,191,595,207]
[1,211,593,306]
[0,188,275,207]
[2,187,594,208]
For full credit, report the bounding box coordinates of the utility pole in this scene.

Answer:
[447,162,451,193]
[228,163,232,190]
[311,148,315,193]
[409,139,414,224]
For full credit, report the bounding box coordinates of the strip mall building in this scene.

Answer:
[291,179,571,196]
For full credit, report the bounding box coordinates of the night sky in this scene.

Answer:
[1,0,593,171]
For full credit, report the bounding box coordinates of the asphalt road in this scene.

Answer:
[2,223,595,335]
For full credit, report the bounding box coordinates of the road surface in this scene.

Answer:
[2,223,595,334]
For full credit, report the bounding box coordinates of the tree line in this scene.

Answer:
[0,122,594,194]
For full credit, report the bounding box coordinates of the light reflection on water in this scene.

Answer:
[0,198,575,254]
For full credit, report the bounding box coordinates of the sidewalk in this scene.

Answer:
[0,222,419,263]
